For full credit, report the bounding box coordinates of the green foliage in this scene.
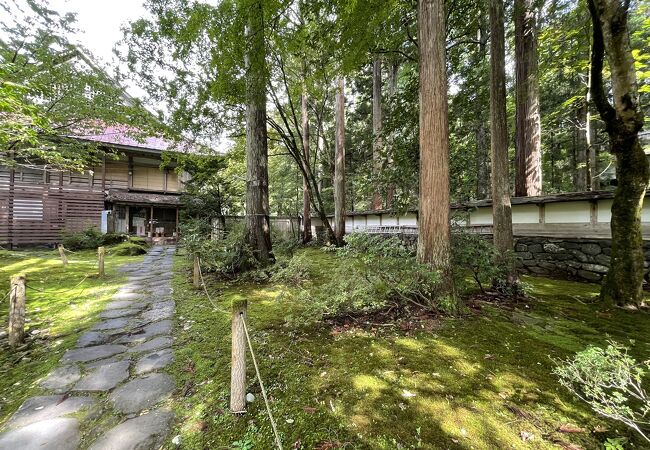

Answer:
[108,240,150,256]
[1,0,159,171]
[181,219,258,275]
[554,341,650,443]
[60,228,128,251]
[279,233,454,325]
[451,230,513,293]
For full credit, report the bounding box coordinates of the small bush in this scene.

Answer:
[181,219,259,275]
[451,229,519,293]
[271,252,313,286]
[108,239,149,256]
[282,233,453,325]
[61,227,128,251]
[272,229,301,258]
[554,341,650,444]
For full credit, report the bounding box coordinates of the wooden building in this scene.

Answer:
[0,129,186,247]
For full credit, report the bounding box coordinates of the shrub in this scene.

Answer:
[271,252,313,286]
[282,233,453,325]
[61,227,129,251]
[108,238,150,256]
[61,227,104,250]
[451,229,519,293]
[554,341,650,444]
[181,219,259,275]
[271,228,301,258]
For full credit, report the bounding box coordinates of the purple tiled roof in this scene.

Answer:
[69,125,175,152]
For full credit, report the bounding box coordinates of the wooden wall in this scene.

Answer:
[0,168,103,247]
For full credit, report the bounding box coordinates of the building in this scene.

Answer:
[0,127,186,248]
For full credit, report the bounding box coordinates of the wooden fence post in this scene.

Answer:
[193,254,200,288]
[8,274,26,347]
[58,244,68,266]
[230,299,247,413]
[98,246,105,277]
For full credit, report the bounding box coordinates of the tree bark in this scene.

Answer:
[514,0,542,197]
[334,77,346,246]
[476,119,489,199]
[576,101,588,191]
[490,0,516,281]
[301,90,312,243]
[244,0,272,265]
[588,0,648,307]
[586,48,599,191]
[417,0,452,285]
[371,58,383,210]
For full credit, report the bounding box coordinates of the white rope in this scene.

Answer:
[197,259,228,314]
[1,286,16,303]
[241,314,283,450]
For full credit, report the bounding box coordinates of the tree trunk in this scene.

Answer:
[476,119,489,199]
[334,77,346,246]
[586,50,599,191]
[386,62,399,208]
[417,0,453,285]
[244,0,272,265]
[576,100,588,191]
[588,0,648,308]
[490,0,516,281]
[371,58,383,210]
[301,90,312,243]
[514,0,542,197]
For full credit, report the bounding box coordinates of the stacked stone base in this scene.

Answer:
[514,237,650,283]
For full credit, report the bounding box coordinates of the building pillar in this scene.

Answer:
[150,205,154,238]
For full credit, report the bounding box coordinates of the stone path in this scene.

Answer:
[0,246,177,450]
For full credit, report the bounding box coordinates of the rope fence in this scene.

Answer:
[194,254,283,449]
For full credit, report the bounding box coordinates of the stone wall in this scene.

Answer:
[515,237,650,283]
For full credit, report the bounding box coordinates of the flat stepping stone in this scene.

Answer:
[73,361,130,392]
[84,356,127,369]
[105,300,137,310]
[111,292,143,301]
[0,418,79,450]
[88,409,173,450]
[109,373,175,414]
[113,320,171,345]
[141,301,175,322]
[76,331,111,348]
[100,309,140,319]
[135,349,174,374]
[3,395,95,430]
[40,365,81,393]
[63,344,127,363]
[91,318,129,331]
[128,336,172,353]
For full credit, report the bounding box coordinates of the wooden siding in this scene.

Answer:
[0,168,103,246]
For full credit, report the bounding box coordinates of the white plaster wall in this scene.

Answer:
[401,213,418,226]
[470,207,493,225]
[382,215,398,226]
[545,201,590,223]
[366,215,381,227]
[512,204,540,224]
[597,199,613,223]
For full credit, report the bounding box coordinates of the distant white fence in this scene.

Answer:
[309,190,650,240]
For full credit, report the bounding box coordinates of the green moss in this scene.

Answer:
[166,250,650,449]
[0,247,143,425]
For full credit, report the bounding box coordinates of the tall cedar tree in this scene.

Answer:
[244,0,273,264]
[514,0,542,197]
[301,89,312,243]
[490,0,517,280]
[588,0,649,307]
[417,0,453,288]
[334,77,346,246]
[372,58,384,210]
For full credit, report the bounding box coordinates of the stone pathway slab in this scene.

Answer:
[73,361,130,392]
[109,373,175,414]
[2,396,95,430]
[128,336,172,353]
[135,349,174,375]
[63,344,127,363]
[88,409,173,450]
[40,365,81,393]
[0,418,79,450]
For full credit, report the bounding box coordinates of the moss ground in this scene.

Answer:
[0,247,143,425]
[168,248,650,450]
